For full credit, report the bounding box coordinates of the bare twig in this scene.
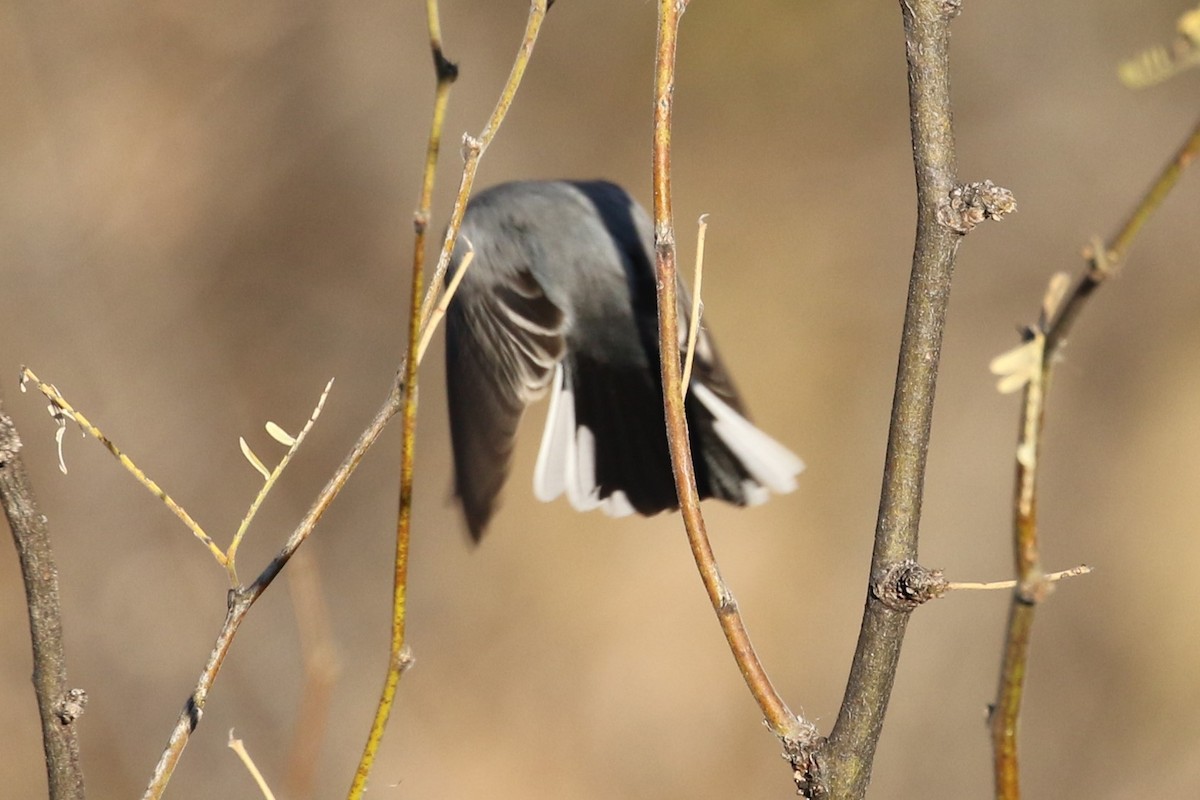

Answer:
[411,0,459,335]
[417,0,552,332]
[989,114,1200,800]
[228,730,278,800]
[650,0,815,773]
[821,1,969,796]
[228,378,334,585]
[946,564,1091,592]
[416,245,474,364]
[348,3,549,796]
[0,396,86,800]
[142,384,403,800]
[680,214,708,396]
[20,367,225,567]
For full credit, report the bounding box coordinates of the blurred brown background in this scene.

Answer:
[3,2,1199,798]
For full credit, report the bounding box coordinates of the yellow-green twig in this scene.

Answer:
[417,0,551,333]
[348,3,551,798]
[226,378,334,585]
[19,366,225,567]
[416,245,474,365]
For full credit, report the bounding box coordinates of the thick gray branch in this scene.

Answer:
[1,396,86,800]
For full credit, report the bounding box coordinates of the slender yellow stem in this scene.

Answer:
[418,0,551,333]
[946,565,1090,591]
[228,732,277,800]
[19,367,225,567]
[416,247,474,365]
[680,214,708,396]
[227,379,334,585]
[348,4,549,797]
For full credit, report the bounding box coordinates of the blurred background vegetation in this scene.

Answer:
[2,2,1199,797]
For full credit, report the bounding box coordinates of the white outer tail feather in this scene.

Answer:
[690,383,805,497]
[533,365,635,517]
[534,364,803,517]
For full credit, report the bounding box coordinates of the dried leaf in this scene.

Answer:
[990,337,1045,394]
[265,421,296,446]
[239,437,271,480]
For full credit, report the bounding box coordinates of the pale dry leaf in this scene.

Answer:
[239,437,271,480]
[989,336,1045,394]
[265,421,296,446]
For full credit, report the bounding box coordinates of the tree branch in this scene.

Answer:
[350,3,549,795]
[0,396,86,800]
[650,0,817,781]
[347,0,459,793]
[821,1,965,795]
[141,385,404,800]
[990,113,1200,800]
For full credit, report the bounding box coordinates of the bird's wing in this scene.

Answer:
[446,259,566,539]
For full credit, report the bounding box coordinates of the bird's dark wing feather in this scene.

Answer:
[446,261,565,539]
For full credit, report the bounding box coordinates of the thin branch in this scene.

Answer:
[142,384,404,800]
[411,0,459,335]
[822,1,964,796]
[416,245,474,364]
[349,3,548,796]
[417,0,552,333]
[227,378,334,585]
[990,113,1200,800]
[19,367,225,567]
[651,0,813,764]
[0,396,86,800]
[680,214,708,396]
[946,564,1091,592]
[228,730,277,800]
[1045,116,1200,359]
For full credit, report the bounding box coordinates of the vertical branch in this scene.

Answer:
[349,3,549,797]
[990,114,1200,800]
[822,1,961,796]
[651,0,811,752]
[413,0,459,331]
[346,3,456,795]
[417,0,552,331]
[0,398,86,800]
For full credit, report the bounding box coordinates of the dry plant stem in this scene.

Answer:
[1046,114,1200,356]
[0,398,86,800]
[144,3,557,787]
[20,368,224,566]
[651,0,807,746]
[412,0,458,333]
[142,386,404,800]
[680,215,708,395]
[228,732,277,800]
[418,0,551,331]
[346,3,461,797]
[989,113,1200,800]
[947,564,1090,591]
[823,1,960,795]
[284,549,341,800]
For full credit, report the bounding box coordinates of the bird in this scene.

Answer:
[444,179,803,540]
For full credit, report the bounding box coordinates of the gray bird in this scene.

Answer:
[445,180,802,540]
